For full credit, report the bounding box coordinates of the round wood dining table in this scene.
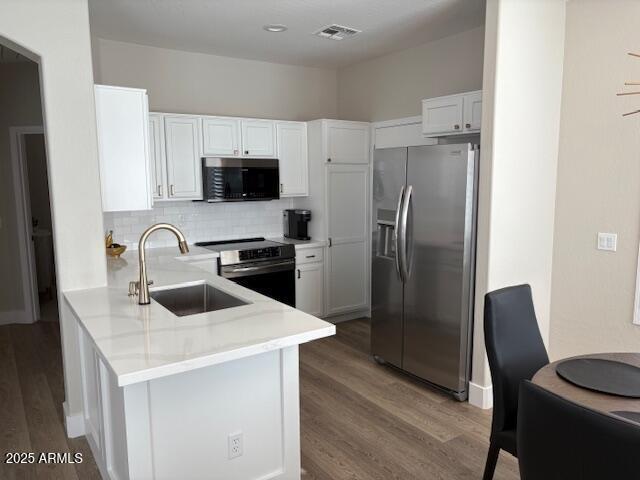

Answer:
[532,352,640,421]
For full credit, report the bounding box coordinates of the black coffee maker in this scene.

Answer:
[283,209,311,240]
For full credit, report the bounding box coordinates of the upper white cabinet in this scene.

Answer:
[148,113,167,200]
[164,115,203,200]
[94,85,152,212]
[241,119,276,157]
[276,122,308,197]
[202,116,240,157]
[422,90,482,137]
[462,90,483,132]
[326,121,370,164]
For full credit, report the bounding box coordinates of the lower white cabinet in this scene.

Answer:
[277,122,308,197]
[164,115,203,200]
[296,262,324,317]
[94,85,152,212]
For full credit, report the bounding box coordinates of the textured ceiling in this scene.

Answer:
[89,0,486,68]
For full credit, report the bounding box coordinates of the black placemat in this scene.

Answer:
[611,411,640,424]
[555,358,640,398]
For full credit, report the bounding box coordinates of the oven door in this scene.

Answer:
[220,259,295,307]
[203,157,279,202]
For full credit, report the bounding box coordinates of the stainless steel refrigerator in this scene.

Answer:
[371,143,478,401]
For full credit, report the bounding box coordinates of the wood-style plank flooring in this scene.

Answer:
[0,317,518,479]
[299,319,519,480]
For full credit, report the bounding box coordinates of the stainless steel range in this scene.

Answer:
[195,237,296,307]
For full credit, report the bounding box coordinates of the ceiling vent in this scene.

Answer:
[314,24,361,41]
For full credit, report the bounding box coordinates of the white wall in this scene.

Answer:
[0,0,107,433]
[104,200,293,249]
[471,0,566,408]
[92,38,338,121]
[550,0,640,360]
[0,61,42,315]
[336,27,485,122]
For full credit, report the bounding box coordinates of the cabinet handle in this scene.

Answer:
[328,238,332,247]
[280,183,283,193]
[465,123,471,129]
[305,255,316,259]
[157,185,162,197]
[297,269,301,279]
[327,158,332,162]
[170,184,175,196]
[234,149,239,156]
[454,124,460,130]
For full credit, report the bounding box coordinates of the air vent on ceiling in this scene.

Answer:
[314,24,361,41]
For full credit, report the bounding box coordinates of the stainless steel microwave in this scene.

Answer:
[202,157,280,202]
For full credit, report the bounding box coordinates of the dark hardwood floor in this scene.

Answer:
[0,318,518,479]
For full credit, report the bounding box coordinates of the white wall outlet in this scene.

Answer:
[597,232,617,252]
[228,432,243,459]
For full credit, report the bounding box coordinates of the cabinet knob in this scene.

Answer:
[454,124,460,130]
[234,149,239,156]
[327,158,332,162]
[465,123,471,129]
[297,269,301,279]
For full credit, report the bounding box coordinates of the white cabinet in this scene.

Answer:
[296,260,324,317]
[164,115,203,200]
[422,90,482,137]
[276,122,308,197]
[299,119,371,318]
[202,116,240,156]
[148,113,167,200]
[326,121,370,164]
[463,90,483,132]
[94,85,152,212]
[325,164,369,316]
[241,119,276,157]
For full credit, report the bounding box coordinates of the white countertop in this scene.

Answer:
[267,237,327,249]
[64,246,335,387]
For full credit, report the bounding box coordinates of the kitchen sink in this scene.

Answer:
[150,282,249,317]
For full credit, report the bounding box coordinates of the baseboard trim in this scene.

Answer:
[0,309,33,325]
[468,381,493,410]
[64,401,85,438]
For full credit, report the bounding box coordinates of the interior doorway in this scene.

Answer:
[1,45,57,326]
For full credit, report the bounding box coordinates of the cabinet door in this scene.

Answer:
[422,95,464,136]
[325,164,369,316]
[276,122,308,197]
[94,85,152,212]
[241,119,276,157]
[463,91,483,132]
[148,113,167,200]
[296,262,324,317]
[202,117,240,156]
[164,116,203,200]
[326,122,369,164]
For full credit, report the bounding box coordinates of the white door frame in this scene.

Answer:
[5,125,44,325]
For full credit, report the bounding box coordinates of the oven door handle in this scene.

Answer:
[221,259,295,277]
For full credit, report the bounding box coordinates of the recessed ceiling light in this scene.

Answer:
[263,24,287,33]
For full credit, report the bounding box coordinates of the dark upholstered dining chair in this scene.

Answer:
[517,380,640,479]
[482,284,549,480]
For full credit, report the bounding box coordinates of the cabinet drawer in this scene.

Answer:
[296,247,324,265]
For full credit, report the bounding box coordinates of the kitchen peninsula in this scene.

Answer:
[63,245,335,480]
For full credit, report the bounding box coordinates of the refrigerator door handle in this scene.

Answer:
[394,185,406,281]
[403,185,414,280]
[399,184,413,282]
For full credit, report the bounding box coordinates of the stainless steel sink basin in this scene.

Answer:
[150,282,249,317]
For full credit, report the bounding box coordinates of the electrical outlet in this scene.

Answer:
[597,232,617,252]
[228,432,243,459]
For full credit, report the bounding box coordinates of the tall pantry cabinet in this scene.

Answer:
[299,120,370,318]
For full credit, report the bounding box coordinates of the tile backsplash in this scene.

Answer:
[104,199,293,249]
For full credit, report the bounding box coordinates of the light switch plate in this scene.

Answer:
[597,232,617,252]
